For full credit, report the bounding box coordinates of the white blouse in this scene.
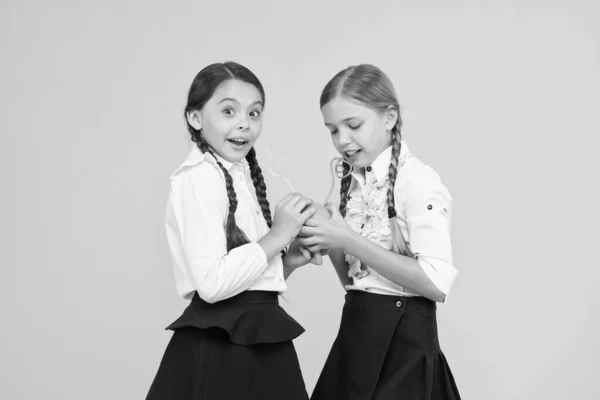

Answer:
[344,143,458,298]
[165,144,286,303]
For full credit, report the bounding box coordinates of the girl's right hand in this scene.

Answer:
[271,193,316,245]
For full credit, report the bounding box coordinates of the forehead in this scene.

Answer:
[210,79,263,106]
[321,96,379,123]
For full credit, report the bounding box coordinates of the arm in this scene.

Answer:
[336,228,446,301]
[327,249,352,287]
[171,167,285,303]
[299,167,457,303]
[401,167,457,300]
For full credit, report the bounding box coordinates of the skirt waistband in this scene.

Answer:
[192,290,279,307]
[167,290,303,345]
[345,290,436,313]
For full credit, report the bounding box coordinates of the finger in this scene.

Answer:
[293,197,311,214]
[308,244,322,252]
[299,247,311,260]
[278,192,301,206]
[312,251,323,265]
[299,226,318,237]
[300,205,317,221]
[303,218,320,227]
[310,256,323,266]
[297,237,320,247]
[300,203,316,214]
[296,230,310,239]
[285,193,306,208]
[325,202,341,217]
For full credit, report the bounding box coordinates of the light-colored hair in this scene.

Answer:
[321,64,412,256]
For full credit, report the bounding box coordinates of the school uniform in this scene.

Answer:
[146,144,309,400]
[311,143,461,400]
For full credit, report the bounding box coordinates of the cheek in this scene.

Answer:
[251,119,263,133]
[362,127,382,148]
[331,136,343,150]
[204,118,226,135]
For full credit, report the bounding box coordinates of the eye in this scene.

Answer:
[249,109,261,118]
[348,123,362,130]
[329,129,338,135]
[222,107,234,116]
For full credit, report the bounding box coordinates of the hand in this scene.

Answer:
[270,193,316,245]
[297,202,332,258]
[297,202,352,252]
[283,239,323,271]
[302,202,331,222]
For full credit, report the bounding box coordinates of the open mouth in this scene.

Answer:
[227,138,249,147]
[345,149,362,158]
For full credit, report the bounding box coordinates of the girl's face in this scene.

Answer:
[189,79,263,163]
[321,96,396,169]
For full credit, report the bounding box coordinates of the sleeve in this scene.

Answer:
[398,165,458,298]
[168,165,269,303]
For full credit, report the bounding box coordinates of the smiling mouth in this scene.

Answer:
[345,149,361,158]
[228,138,249,146]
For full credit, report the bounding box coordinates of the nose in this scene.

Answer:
[337,129,352,146]
[237,115,250,131]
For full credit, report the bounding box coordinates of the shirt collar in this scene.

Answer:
[171,142,250,178]
[351,142,411,184]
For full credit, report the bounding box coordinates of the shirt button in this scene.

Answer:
[366,166,372,172]
[395,301,402,308]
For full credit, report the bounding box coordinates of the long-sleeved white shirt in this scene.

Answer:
[165,144,286,303]
[344,142,458,298]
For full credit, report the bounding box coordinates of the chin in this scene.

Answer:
[218,147,252,163]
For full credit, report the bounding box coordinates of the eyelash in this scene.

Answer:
[329,123,362,135]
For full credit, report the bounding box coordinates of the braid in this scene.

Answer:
[339,162,353,217]
[386,121,402,219]
[245,147,273,228]
[195,133,250,252]
[386,119,413,257]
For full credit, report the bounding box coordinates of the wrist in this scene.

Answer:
[282,256,298,279]
[338,226,355,252]
[266,228,292,251]
[270,226,295,248]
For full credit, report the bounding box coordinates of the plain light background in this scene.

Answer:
[2,0,599,399]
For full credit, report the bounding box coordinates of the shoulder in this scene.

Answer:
[395,153,452,206]
[169,145,224,193]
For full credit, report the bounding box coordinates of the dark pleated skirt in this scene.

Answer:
[146,291,309,400]
[311,290,461,400]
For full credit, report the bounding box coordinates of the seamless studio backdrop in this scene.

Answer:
[2,1,599,399]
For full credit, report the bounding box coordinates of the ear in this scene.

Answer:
[187,110,203,131]
[384,106,399,131]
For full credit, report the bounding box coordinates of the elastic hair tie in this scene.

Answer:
[387,206,397,219]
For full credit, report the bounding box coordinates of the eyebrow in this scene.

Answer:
[218,98,264,108]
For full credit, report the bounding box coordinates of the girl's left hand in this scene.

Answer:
[297,202,352,252]
[283,239,323,270]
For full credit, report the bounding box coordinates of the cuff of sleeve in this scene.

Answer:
[416,257,458,303]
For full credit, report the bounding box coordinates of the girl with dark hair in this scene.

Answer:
[146,62,315,400]
[300,64,461,399]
